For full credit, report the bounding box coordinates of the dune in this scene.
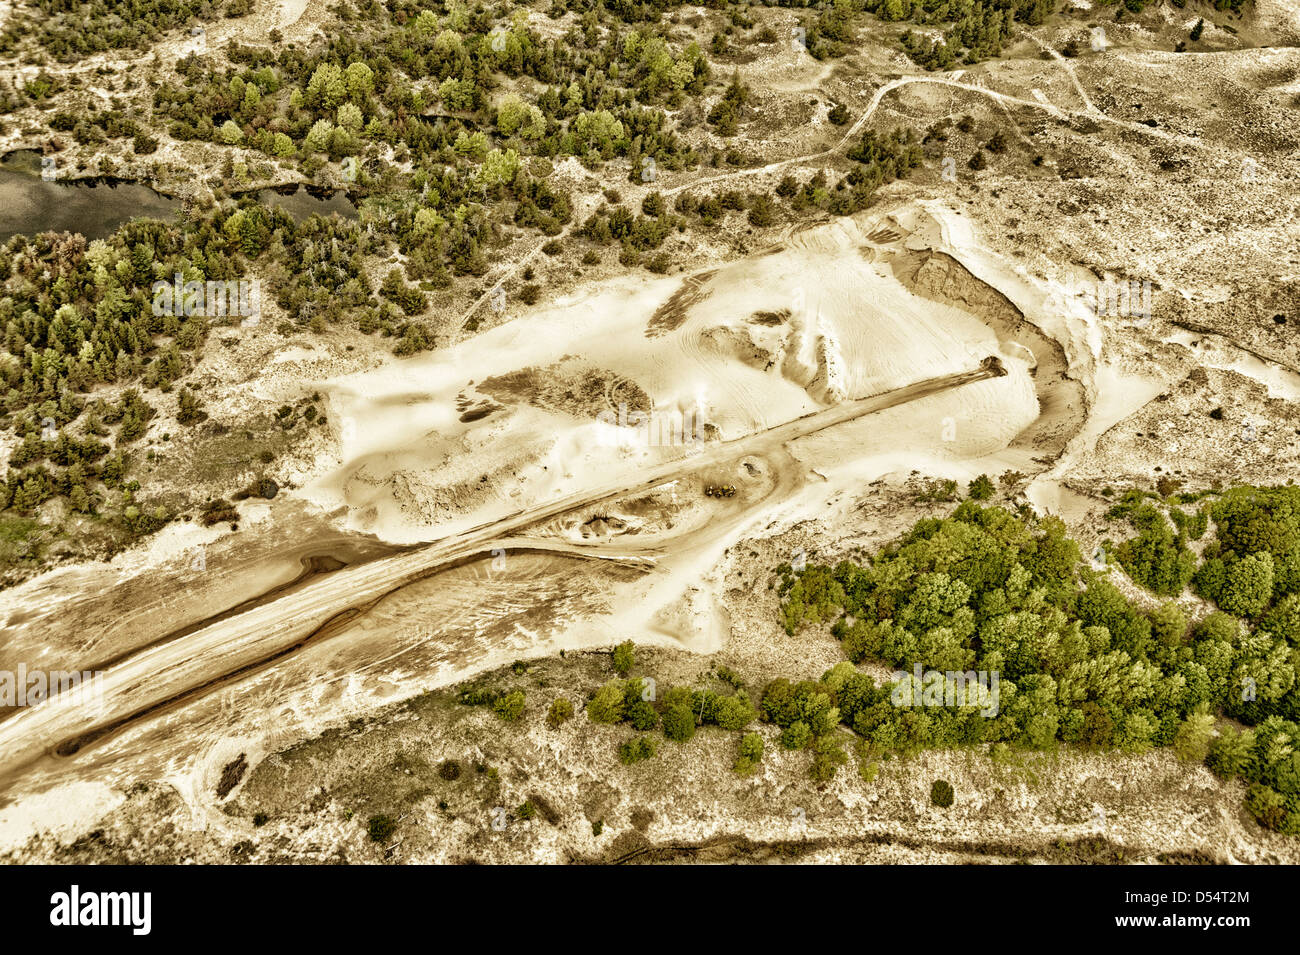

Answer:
[301,203,1053,545]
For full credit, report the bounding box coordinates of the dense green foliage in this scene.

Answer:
[1194,485,1300,622]
[150,6,706,192]
[612,639,636,676]
[1108,493,1197,596]
[734,732,764,774]
[874,0,1055,71]
[761,674,851,779]
[968,474,994,501]
[0,0,247,62]
[618,734,657,764]
[492,689,526,721]
[1208,718,1300,834]
[0,208,388,544]
[775,496,1300,831]
[585,676,757,745]
[547,696,574,727]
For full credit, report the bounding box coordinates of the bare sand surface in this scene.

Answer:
[304,207,1042,545]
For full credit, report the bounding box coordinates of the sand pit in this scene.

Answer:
[304,204,1052,546]
[0,202,1089,851]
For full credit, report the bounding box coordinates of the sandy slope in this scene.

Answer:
[305,207,1039,545]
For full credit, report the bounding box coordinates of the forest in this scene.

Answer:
[150,5,710,182]
[879,0,1055,70]
[0,0,248,62]
[0,206,377,562]
[776,488,1300,833]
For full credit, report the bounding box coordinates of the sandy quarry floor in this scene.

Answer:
[304,206,1040,544]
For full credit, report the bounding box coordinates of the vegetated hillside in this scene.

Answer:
[0,211,368,581]
[777,484,1300,835]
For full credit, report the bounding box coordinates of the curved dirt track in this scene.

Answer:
[0,361,999,781]
[459,58,1203,338]
[662,69,1206,199]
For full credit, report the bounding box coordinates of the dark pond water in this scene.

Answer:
[255,184,358,221]
[0,150,180,242]
[0,152,359,243]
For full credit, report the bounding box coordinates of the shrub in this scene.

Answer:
[627,698,659,731]
[716,665,745,690]
[810,734,848,781]
[647,252,672,274]
[547,697,574,727]
[587,681,625,724]
[1172,711,1214,762]
[661,688,697,742]
[219,119,244,144]
[967,474,994,500]
[177,388,206,425]
[1261,593,1300,645]
[780,720,812,750]
[930,779,955,808]
[612,640,635,676]
[1246,784,1286,831]
[747,194,777,227]
[458,685,498,706]
[493,690,525,722]
[712,692,757,730]
[1113,504,1196,597]
[367,814,397,843]
[618,735,657,764]
[734,732,764,774]
[1206,726,1254,778]
[1219,552,1275,617]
